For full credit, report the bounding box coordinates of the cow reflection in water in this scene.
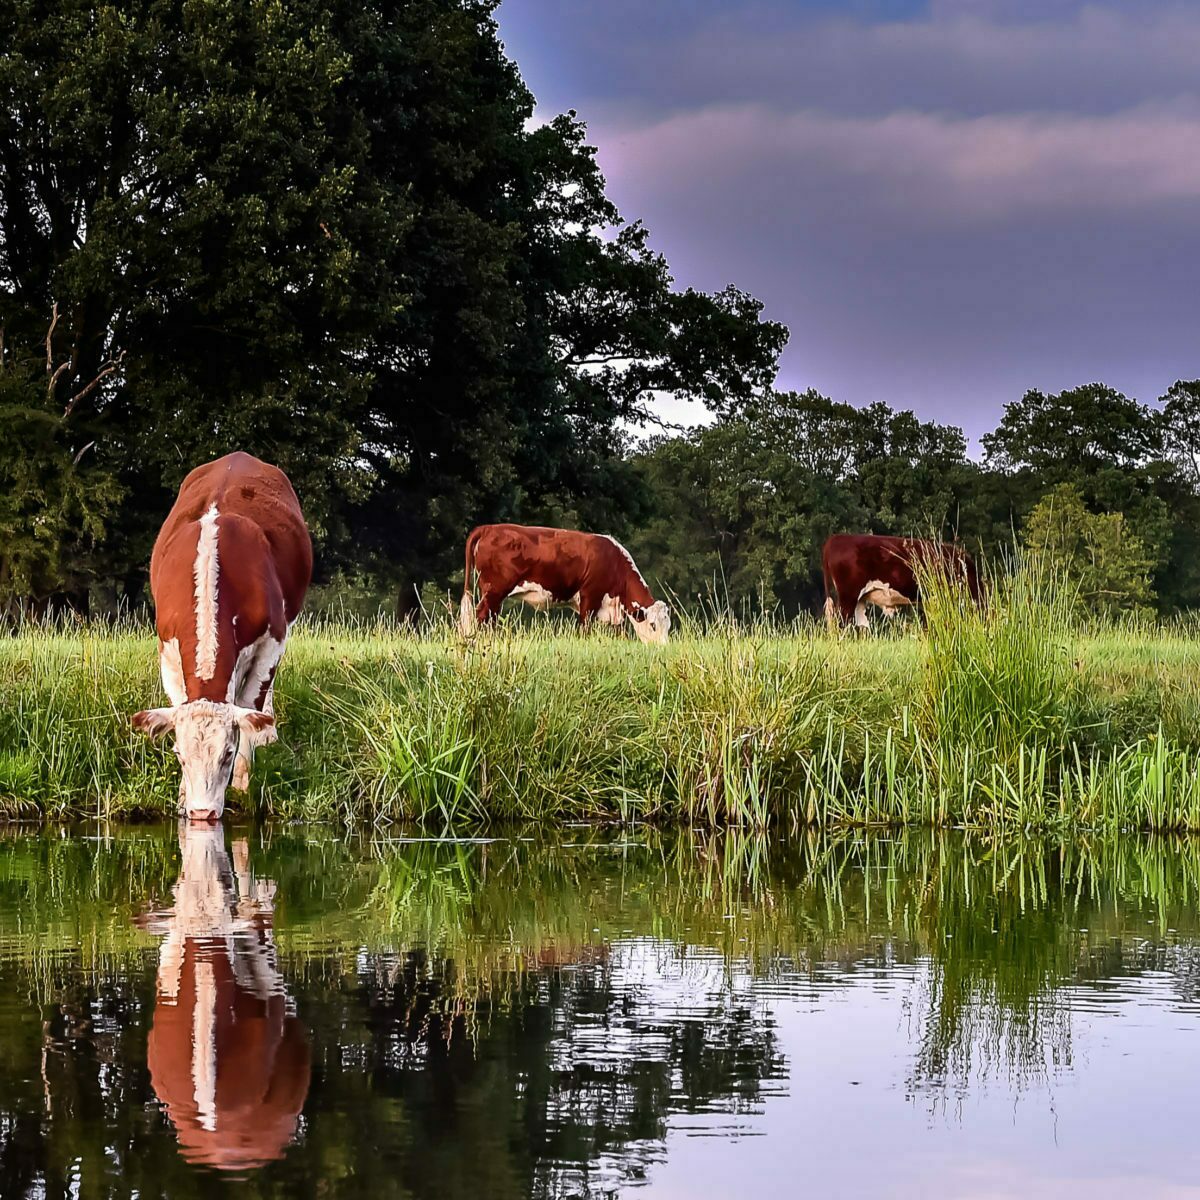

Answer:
[139,823,310,1171]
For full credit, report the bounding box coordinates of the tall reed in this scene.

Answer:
[914,551,1078,826]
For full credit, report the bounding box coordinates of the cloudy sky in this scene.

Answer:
[496,0,1200,444]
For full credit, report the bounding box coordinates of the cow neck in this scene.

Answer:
[622,577,656,611]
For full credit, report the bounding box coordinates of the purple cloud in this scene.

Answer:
[497,0,1200,441]
[596,104,1200,223]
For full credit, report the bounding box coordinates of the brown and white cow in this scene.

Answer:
[132,452,312,819]
[458,523,671,645]
[821,533,980,630]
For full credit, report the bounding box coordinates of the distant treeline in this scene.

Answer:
[625,382,1200,618]
[0,1,1194,618]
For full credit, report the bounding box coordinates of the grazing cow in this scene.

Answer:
[140,823,310,1171]
[459,523,671,645]
[822,533,980,630]
[132,452,312,819]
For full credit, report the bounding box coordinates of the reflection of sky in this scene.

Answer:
[496,0,1200,445]
[607,942,1200,1199]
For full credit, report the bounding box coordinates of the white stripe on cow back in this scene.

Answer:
[601,535,647,589]
[193,505,220,680]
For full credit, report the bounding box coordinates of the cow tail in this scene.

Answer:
[459,528,482,636]
[821,549,837,631]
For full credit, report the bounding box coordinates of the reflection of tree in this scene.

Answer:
[341,941,783,1198]
[797,834,1200,1101]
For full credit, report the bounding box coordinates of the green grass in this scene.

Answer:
[5,572,1200,829]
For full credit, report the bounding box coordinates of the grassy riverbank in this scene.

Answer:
[4,574,1200,828]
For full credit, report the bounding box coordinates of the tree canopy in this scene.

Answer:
[0,0,785,610]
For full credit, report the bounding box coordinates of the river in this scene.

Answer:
[1,824,1197,1197]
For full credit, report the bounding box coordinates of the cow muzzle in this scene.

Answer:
[630,600,672,645]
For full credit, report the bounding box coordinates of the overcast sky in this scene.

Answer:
[496,0,1200,445]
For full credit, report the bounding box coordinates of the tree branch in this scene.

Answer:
[62,350,125,419]
[45,302,58,374]
[47,361,70,402]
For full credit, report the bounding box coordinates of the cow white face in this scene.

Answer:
[629,600,672,645]
[132,700,276,820]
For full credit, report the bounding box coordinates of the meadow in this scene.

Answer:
[5,564,1200,831]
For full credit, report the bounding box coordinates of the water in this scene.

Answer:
[2,826,1200,1197]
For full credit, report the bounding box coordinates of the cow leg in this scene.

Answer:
[231,636,284,792]
[473,570,523,627]
[159,640,191,815]
[852,599,872,632]
[233,669,278,792]
[575,595,596,633]
[596,594,623,628]
[159,637,187,706]
[579,585,614,633]
[475,588,507,626]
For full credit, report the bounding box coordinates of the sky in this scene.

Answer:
[495,0,1200,445]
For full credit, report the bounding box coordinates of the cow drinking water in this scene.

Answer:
[459,524,671,644]
[132,453,312,819]
[821,533,980,630]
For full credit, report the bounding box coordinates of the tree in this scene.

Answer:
[0,311,123,612]
[345,92,786,593]
[1,0,406,601]
[0,0,786,607]
[1021,484,1154,616]
[1159,380,1200,490]
[982,384,1160,478]
[980,383,1179,597]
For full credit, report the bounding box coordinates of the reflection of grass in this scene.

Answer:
[8,605,1200,828]
[7,825,1200,1088]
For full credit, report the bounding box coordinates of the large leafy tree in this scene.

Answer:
[0,0,785,607]
[1159,380,1200,489]
[1,0,403,599]
[981,384,1160,478]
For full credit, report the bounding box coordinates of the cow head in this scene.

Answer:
[629,600,672,645]
[132,700,276,820]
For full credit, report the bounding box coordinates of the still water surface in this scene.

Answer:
[2,824,1200,1197]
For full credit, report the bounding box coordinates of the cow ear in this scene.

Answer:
[238,709,277,746]
[630,604,647,622]
[132,708,176,739]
